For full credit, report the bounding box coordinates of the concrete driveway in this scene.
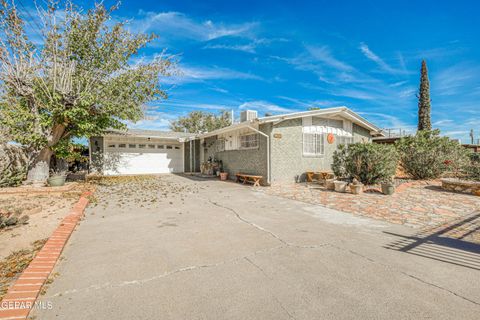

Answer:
[32,174,480,319]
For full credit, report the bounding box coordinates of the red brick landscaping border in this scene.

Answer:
[0,191,93,320]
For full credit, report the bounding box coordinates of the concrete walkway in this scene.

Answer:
[32,175,480,319]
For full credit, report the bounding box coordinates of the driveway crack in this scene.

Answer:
[208,199,326,251]
[244,257,297,320]
[326,243,480,307]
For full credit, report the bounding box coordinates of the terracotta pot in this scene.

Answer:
[325,179,335,190]
[220,172,228,181]
[350,184,364,195]
[381,183,395,195]
[334,180,348,193]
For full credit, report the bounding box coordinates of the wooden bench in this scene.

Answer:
[235,173,263,187]
[306,171,334,183]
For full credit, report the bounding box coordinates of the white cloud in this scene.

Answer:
[238,101,292,113]
[129,11,257,43]
[359,43,409,75]
[161,65,263,84]
[433,63,479,96]
[203,43,257,53]
[306,46,354,71]
[276,96,343,109]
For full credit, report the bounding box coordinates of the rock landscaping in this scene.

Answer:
[260,180,480,228]
[441,178,480,196]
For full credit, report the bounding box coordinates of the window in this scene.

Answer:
[148,144,155,149]
[128,144,136,148]
[174,145,180,150]
[240,134,258,149]
[107,144,116,148]
[216,139,225,152]
[118,143,126,148]
[158,145,165,149]
[337,136,353,146]
[166,145,173,149]
[138,144,146,149]
[303,133,324,156]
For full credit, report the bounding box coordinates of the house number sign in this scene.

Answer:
[327,133,335,144]
[273,133,282,139]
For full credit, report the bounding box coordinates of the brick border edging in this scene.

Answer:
[0,191,93,320]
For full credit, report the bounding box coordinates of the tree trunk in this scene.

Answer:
[27,148,53,186]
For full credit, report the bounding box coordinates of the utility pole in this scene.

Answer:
[470,129,474,145]
[231,109,234,125]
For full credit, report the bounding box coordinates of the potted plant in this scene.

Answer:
[381,179,395,195]
[334,180,348,192]
[219,171,228,181]
[47,170,67,187]
[350,178,364,195]
[325,178,335,190]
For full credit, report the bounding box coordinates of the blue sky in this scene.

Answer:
[26,0,480,142]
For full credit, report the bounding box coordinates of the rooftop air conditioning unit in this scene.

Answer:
[240,110,258,122]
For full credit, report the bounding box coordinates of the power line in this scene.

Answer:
[16,0,44,40]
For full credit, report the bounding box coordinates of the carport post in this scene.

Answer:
[247,126,270,185]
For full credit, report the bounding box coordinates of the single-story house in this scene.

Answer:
[89,107,383,184]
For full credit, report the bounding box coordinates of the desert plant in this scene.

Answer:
[417,60,432,131]
[0,143,29,187]
[465,153,480,181]
[332,143,398,185]
[331,144,348,179]
[396,130,469,180]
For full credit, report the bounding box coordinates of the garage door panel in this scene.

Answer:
[103,149,183,175]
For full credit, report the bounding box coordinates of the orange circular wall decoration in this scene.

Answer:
[327,133,335,144]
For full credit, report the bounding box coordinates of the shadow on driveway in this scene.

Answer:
[384,212,480,271]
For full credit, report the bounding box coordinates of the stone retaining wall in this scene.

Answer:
[441,178,480,196]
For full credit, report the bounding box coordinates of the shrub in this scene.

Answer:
[0,144,28,187]
[331,144,348,179]
[331,143,399,185]
[395,130,469,180]
[465,153,480,181]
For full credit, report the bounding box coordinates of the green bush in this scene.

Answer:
[331,143,399,185]
[465,152,480,181]
[331,144,348,179]
[0,144,28,187]
[395,130,469,180]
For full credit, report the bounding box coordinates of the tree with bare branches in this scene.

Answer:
[0,0,175,184]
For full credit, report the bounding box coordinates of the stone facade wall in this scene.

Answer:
[441,178,480,196]
[203,126,270,183]
[200,119,374,185]
[353,123,372,143]
[270,119,373,183]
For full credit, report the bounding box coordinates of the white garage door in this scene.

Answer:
[103,142,184,175]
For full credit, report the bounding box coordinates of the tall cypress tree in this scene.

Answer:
[417,60,432,131]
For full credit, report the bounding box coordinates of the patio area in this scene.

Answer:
[260,180,480,232]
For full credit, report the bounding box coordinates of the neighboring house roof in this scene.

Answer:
[104,129,195,141]
[200,106,384,138]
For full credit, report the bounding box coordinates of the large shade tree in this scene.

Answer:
[170,110,232,133]
[0,1,175,184]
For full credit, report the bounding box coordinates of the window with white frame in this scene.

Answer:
[303,133,324,156]
[240,134,259,149]
[337,136,353,146]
